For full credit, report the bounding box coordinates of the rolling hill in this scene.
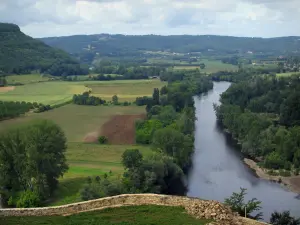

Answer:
[0,23,87,76]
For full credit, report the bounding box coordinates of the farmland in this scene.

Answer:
[0,78,163,205]
[5,74,52,84]
[276,72,300,77]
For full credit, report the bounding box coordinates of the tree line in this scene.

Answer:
[215,75,300,174]
[0,120,68,208]
[0,77,7,87]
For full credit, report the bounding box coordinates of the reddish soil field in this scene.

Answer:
[0,86,15,92]
[100,114,146,144]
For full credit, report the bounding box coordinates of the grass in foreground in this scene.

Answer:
[0,104,145,142]
[1,205,213,225]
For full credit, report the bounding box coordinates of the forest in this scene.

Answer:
[215,75,300,174]
[0,23,87,76]
[40,34,300,64]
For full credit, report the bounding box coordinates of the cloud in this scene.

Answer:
[0,0,299,37]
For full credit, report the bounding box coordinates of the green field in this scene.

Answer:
[0,81,88,105]
[0,104,145,142]
[50,143,151,205]
[0,103,149,205]
[276,72,300,77]
[84,79,166,101]
[173,59,238,73]
[5,74,53,84]
[0,79,165,104]
[1,205,212,225]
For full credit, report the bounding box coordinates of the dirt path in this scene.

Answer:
[244,158,300,194]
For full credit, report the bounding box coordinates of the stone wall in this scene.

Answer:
[0,194,268,225]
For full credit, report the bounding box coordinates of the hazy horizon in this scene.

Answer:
[1,0,299,38]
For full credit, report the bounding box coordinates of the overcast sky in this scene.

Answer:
[0,0,299,38]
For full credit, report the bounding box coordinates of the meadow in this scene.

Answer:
[0,81,88,105]
[276,72,300,77]
[5,74,52,84]
[173,59,238,73]
[0,79,165,105]
[1,205,212,225]
[0,78,163,205]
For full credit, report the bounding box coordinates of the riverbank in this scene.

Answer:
[244,158,300,194]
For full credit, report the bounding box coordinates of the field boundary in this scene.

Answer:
[0,194,268,224]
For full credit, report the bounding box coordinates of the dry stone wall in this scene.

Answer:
[0,193,268,225]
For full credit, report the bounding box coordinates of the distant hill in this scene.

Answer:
[0,23,87,76]
[39,34,300,64]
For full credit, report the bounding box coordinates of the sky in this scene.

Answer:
[0,0,299,38]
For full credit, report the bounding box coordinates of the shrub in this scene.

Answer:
[98,136,108,144]
[279,170,291,177]
[16,190,41,208]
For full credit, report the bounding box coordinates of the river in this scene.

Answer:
[187,81,300,221]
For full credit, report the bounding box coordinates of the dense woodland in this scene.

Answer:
[40,34,300,64]
[215,75,300,174]
[0,23,87,76]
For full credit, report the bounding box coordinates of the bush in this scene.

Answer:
[279,170,291,177]
[16,190,41,208]
[98,136,108,144]
[267,170,279,176]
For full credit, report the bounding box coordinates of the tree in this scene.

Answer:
[0,119,68,205]
[270,211,300,225]
[224,188,263,220]
[122,149,143,169]
[152,88,160,105]
[112,95,119,105]
[200,63,206,69]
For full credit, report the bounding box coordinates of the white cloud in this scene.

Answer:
[0,0,299,37]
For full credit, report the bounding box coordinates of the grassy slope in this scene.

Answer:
[0,104,145,141]
[1,205,212,225]
[0,81,88,105]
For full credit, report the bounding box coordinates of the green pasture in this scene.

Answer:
[0,81,88,105]
[5,74,52,84]
[1,205,212,225]
[0,104,145,142]
[276,72,300,77]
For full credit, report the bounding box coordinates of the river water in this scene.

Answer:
[187,81,300,221]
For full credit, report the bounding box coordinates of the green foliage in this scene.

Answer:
[135,119,163,144]
[16,190,41,208]
[152,88,160,105]
[73,92,106,106]
[270,211,300,225]
[0,101,35,120]
[122,149,143,169]
[112,95,119,105]
[0,119,68,205]
[98,136,108,144]
[224,188,263,220]
[216,76,300,171]
[0,23,86,75]
[0,77,7,86]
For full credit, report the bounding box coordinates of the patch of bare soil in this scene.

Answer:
[100,114,146,144]
[244,158,300,194]
[0,86,15,93]
[83,132,99,143]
